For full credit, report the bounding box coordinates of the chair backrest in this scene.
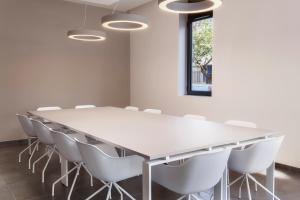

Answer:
[51,130,82,162]
[37,106,62,111]
[225,120,257,128]
[163,148,231,194]
[31,119,54,145]
[124,106,139,111]
[16,114,36,137]
[75,105,96,109]
[144,109,162,114]
[76,141,120,182]
[184,114,207,121]
[228,136,284,174]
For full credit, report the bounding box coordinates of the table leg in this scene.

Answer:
[28,138,32,155]
[61,158,69,186]
[214,166,228,200]
[266,161,275,200]
[227,167,230,200]
[121,149,126,157]
[143,161,151,200]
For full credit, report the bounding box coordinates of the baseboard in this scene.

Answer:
[0,139,28,146]
[276,162,300,173]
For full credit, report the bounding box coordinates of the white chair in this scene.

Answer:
[121,105,140,156]
[152,148,231,200]
[51,130,118,200]
[75,105,96,109]
[225,120,257,196]
[124,106,139,111]
[184,114,207,121]
[225,120,257,128]
[37,106,62,111]
[16,114,40,169]
[77,141,144,200]
[144,108,162,114]
[30,119,61,182]
[228,136,284,200]
[36,106,73,132]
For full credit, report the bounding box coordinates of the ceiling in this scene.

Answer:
[64,0,153,11]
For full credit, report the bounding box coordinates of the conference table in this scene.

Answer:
[29,107,279,200]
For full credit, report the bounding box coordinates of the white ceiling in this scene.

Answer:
[64,0,153,11]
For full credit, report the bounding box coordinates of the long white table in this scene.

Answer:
[29,107,279,200]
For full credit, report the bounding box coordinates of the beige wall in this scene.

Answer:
[131,0,300,167]
[0,0,130,141]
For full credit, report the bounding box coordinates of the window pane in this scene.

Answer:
[191,17,213,93]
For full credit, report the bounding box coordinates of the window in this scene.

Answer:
[187,12,213,96]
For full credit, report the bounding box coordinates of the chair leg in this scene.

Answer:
[248,174,280,200]
[113,183,123,200]
[52,164,79,196]
[42,147,55,183]
[191,194,201,200]
[106,183,112,200]
[228,175,244,187]
[239,176,246,199]
[177,195,186,200]
[86,184,109,200]
[246,175,252,200]
[67,164,81,200]
[32,144,50,173]
[227,169,230,199]
[19,140,38,163]
[28,141,39,169]
[115,183,136,200]
[82,164,93,187]
[255,182,258,192]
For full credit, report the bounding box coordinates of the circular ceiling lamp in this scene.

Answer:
[101,0,148,31]
[67,29,106,42]
[158,0,222,14]
[68,4,106,42]
[101,13,148,31]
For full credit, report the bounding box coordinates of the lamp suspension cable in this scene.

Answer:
[67,4,106,42]
[82,4,87,28]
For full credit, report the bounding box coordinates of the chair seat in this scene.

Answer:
[68,133,88,143]
[95,143,119,158]
[44,123,65,131]
[110,155,144,183]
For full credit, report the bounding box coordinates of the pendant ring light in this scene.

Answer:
[67,29,106,41]
[102,13,148,31]
[158,0,222,14]
[67,4,106,42]
[101,0,148,31]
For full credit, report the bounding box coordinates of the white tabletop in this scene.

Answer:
[29,107,277,160]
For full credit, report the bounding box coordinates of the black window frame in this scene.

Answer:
[186,11,213,97]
